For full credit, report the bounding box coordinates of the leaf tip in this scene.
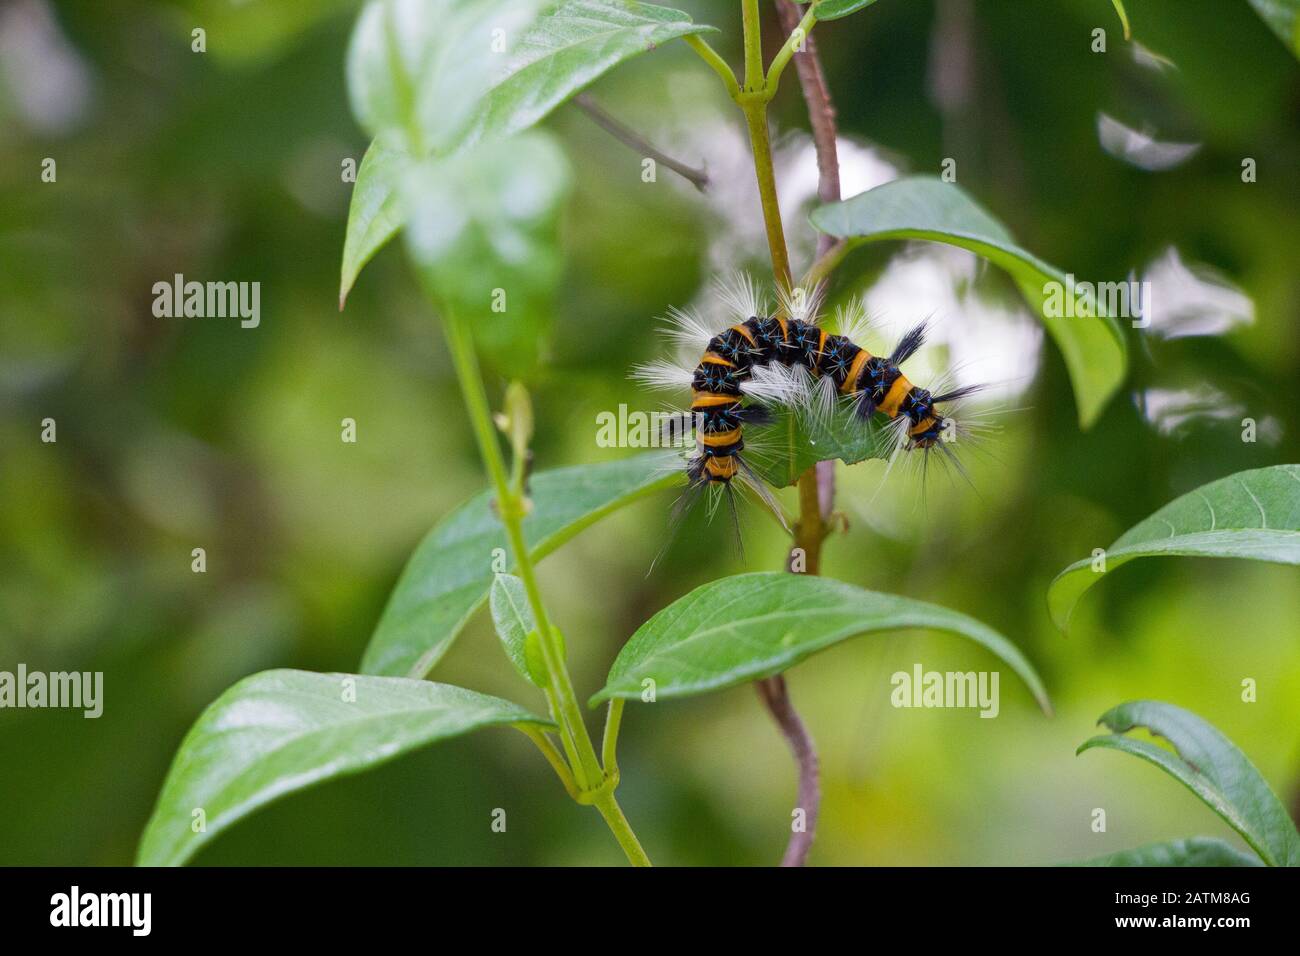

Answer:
[1075,735,1105,757]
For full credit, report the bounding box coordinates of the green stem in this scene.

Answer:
[602,698,624,775]
[766,6,818,92]
[731,1,793,290]
[436,302,649,864]
[742,101,792,290]
[741,0,764,90]
[518,725,580,801]
[592,791,651,867]
[802,238,849,289]
[684,35,741,99]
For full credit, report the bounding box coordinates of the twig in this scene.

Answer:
[755,674,821,867]
[777,0,845,529]
[752,0,854,869]
[574,92,710,192]
[775,0,841,258]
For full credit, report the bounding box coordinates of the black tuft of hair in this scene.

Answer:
[890,320,929,365]
[932,383,985,405]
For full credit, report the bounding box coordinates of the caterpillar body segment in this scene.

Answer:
[634,277,982,506]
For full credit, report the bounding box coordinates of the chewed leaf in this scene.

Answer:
[747,401,886,488]
[1048,464,1300,631]
[136,670,552,866]
[1077,700,1300,867]
[592,572,1051,714]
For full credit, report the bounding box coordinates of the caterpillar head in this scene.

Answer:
[909,416,951,449]
[904,384,984,449]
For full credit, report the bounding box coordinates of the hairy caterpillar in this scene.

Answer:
[634,276,984,520]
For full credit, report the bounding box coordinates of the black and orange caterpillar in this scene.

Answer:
[643,277,980,498]
[685,310,966,487]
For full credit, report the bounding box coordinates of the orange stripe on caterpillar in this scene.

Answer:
[692,391,739,407]
[705,456,738,479]
[813,328,828,373]
[731,324,757,345]
[701,427,741,447]
[841,349,873,394]
[878,374,913,418]
[701,352,734,367]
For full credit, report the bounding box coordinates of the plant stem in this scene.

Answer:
[602,698,625,775]
[518,725,581,801]
[684,35,741,99]
[802,238,849,289]
[740,0,765,90]
[755,674,821,867]
[766,5,818,93]
[592,791,651,867]
[741,101,793,290]
[574,93,710,192]
[735,0,798,291]
[437,302,649,865]
[731,0,832,867]
[775,0,840,258]
[791,466,828,574]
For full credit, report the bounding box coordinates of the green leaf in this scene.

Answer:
[1110,0,1132,41]
[813,0,880,21]
[1247,0,1300,58]
[1077,701,1300,867]
[136,670,551,866]
[346,0,545,154]
[402,130,572,373]
[1075,837,1263,867]
[340,1,710,313]
[747,403,886,489]
[591,572,1051,713]
[459,0,719,149]
[339,133,409,308]
[490,573,545,684]
[364,452,681,678]
[810,176,1128,429]
[1048,464,1300,631]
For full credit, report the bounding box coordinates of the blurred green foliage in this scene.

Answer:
[1,0,1297,865]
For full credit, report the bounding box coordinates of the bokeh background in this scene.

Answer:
[2,0,1298,866]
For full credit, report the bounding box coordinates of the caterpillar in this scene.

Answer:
[634,276,984,514]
